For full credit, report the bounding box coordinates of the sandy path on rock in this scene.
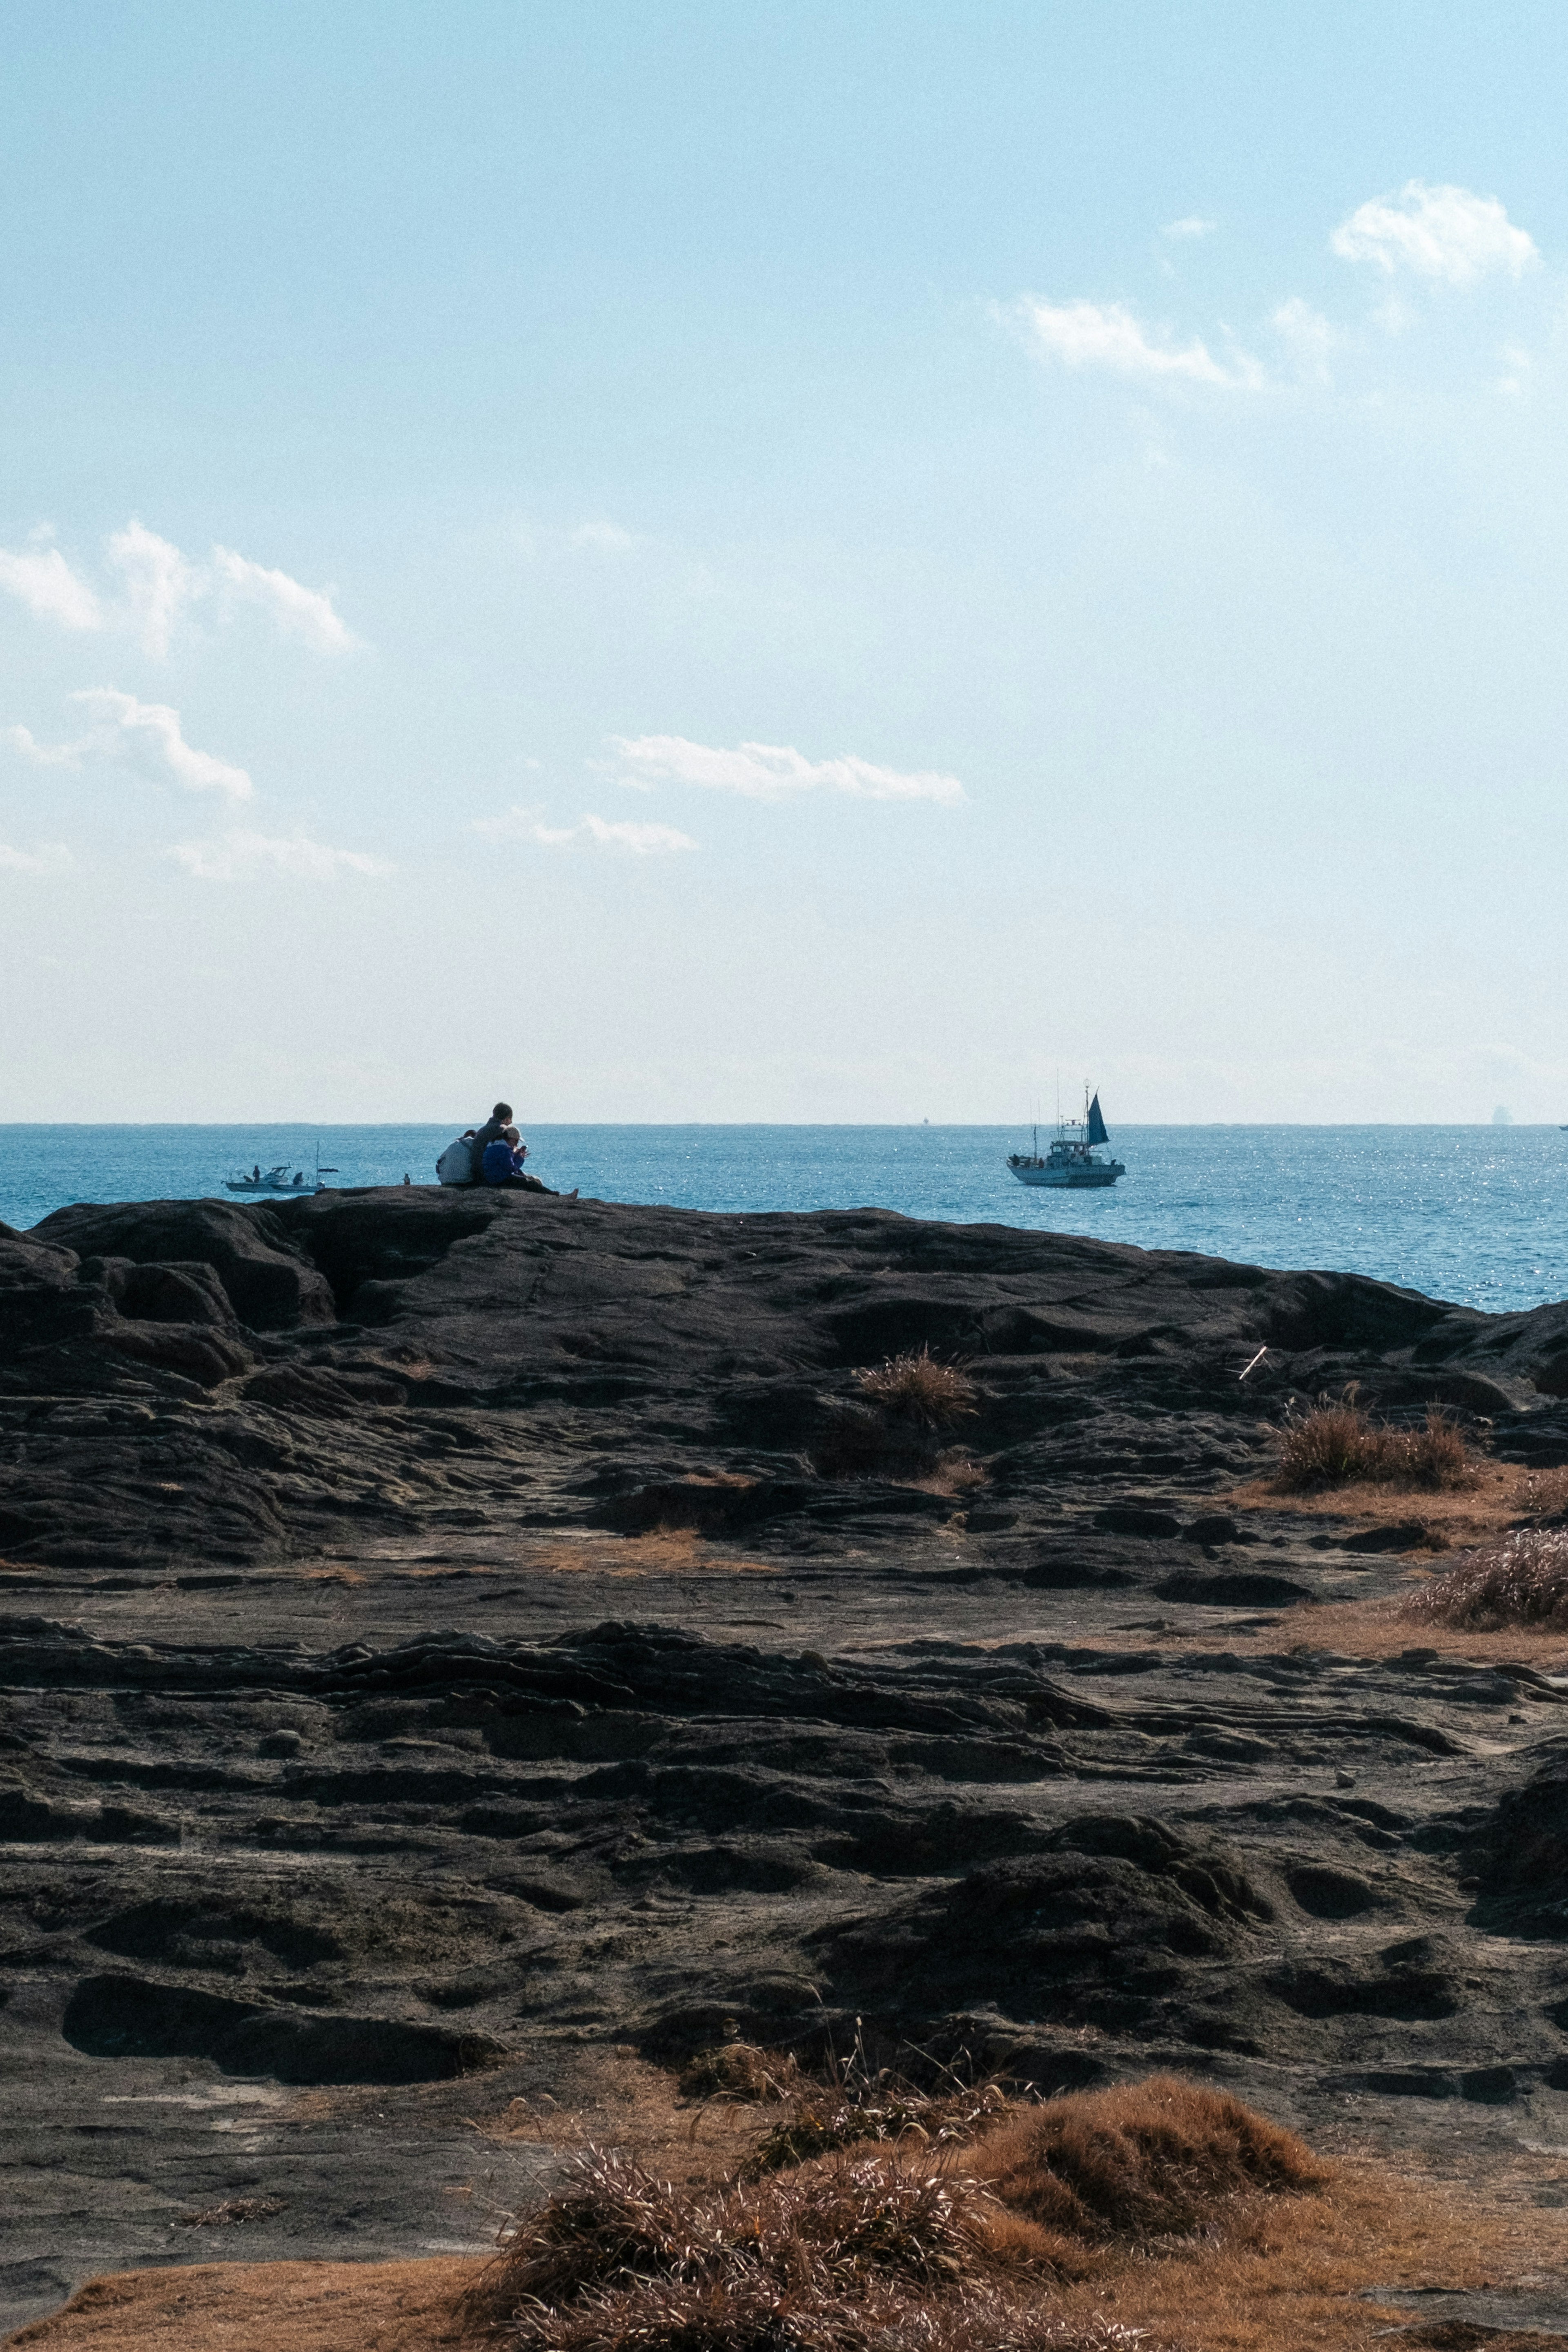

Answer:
[5,2258,481,2352]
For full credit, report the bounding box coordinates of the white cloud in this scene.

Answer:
[0,519,360,657]
[474,804,696,853]
[0,539,102,631]
[570,520,638,553]
[610,735,967,805]
[1162,216,1216,240]
[170,831,392,881]
[1272,296,1337,381]
[6,724,85,769]
[108,521,200,656]
[82,691,252,799]
[1005,297,1264,390]
[1331,181,1539,286]
[212,546,356,653]
[0,840,71,874]
[9,688,252,800]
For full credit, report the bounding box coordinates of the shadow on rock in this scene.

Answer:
[63,1972,507,2083]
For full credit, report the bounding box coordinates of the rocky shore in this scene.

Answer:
[4,1188,1568,2334]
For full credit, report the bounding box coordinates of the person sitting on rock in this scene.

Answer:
[475,1120,577,1198]
[502,1126,549,1192]
[466,1102,515,1184]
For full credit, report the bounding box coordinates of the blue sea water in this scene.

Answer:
[1,1123,1566,1315]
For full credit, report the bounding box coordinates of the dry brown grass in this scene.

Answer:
[815,1352,984,1488]
[22,2059,1568,2352]
[1155,1586,1568,1673]
[1399,1525,1568,1633]
[6,2256,480,2351]
[467,2077,1345,2352]
[1223,1457,1568,1568]
[1029,2144,1568,2352]
[528,1530,778,1580]
[1273,1393,1481,1495]
[1518,1466,1568,1521]
[744,2080,1010,2177]
[464,2143,1001,2347]
[174,2194,288,2229]
[969,2078,1326,2251]
[677,2042,803,2103]
[856,1348,978,1428]
[481,2270,1165,2352]
[907,1451,989,1500]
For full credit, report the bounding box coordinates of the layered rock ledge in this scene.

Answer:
[4,1188,1568,2330]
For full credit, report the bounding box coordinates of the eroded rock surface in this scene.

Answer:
[5,1188,1568,2328]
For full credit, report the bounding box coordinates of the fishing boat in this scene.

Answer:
[223,1149,338,1196]
[1007,1091,1126,1189]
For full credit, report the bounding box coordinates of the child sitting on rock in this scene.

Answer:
[479,1126,576,1198]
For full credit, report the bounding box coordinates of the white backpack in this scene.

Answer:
[435,1136,474,1186]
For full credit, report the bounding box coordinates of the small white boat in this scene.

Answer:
[1007,1092,1126,1189]
[223,1149,338,1196]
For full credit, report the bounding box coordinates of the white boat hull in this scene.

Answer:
[1009,1160,1124,1189]
[224,1180,323,1194]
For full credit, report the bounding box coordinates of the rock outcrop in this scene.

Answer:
[5,1185,1568,1577]
[6,1187,1568,2323]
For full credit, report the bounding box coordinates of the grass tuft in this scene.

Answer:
[1400,1525,1568,1631]
[970,2075,1327,2245]
[470,2075,1334,2350]
[468,2145,1000,2344]
[495,2271,1174,2352]
[1519,1466,1568,1523]
[745,2082,1010,2177]
[1273,1392,1481,1494]
[677,2042,802,2103]
[856,1348,978,1428]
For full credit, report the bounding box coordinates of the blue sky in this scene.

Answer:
[2,2,1566,1122]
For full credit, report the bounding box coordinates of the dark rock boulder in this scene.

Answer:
[1095,1504,1183,1538]
[1284,1863,1387,1918]
[33,1201,335,1330]
[817,1811,1275,2038]
[1470,1746,1568,1936]
[0,1221,260,1390]
[1268,1933,1463,2019]
[1155,1568,1315,1606]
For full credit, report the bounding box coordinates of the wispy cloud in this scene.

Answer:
[474,804,697,854]
[1162,216,1216,241]
[212,547,358,652]
[9,688,252,800]
[1331,181,1539,286]
[0,519,359,656]
[610,735,967,805]
[0,840,72,874]
[0,539,101,630]
[107,521,199,657]
[1004,297,1265,390]
[170,831,392,881]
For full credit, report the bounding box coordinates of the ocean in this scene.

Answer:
[1,1123,1565,1316]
